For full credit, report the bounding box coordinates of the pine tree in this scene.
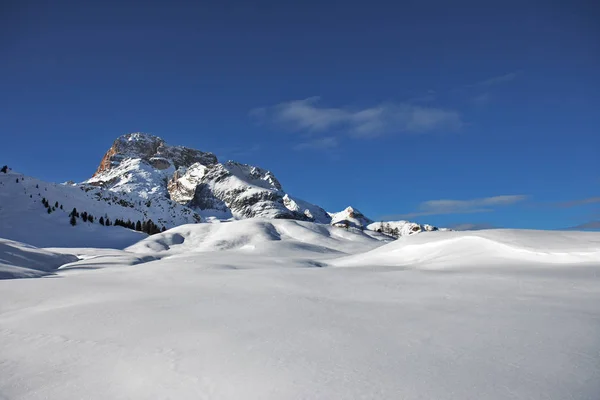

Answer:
[99,216,105,225]
[15,178,19,183]
[135,220,142,231]
[161,226,167,232]
[0,165,7,173]
[105,218,111,226]
[70,208,77,217]
[54,201,59,208]
[88,215,94,223]
[60,205,63,210]
[391,227,399,238]
[70,214,77,226]
[47,207,52,214]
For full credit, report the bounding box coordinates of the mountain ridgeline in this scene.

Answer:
[0,133,442,246]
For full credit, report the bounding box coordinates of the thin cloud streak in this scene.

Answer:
[390,195,529,218]
[556,197,600,208]
[473,72,521,87]
[251,97,462,137]
[293,137,339,151]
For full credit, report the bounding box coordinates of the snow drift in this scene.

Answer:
[332,229,600,268]
[0,238,78,279]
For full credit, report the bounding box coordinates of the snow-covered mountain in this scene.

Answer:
[88,132,332,223]
[0,132,441,247]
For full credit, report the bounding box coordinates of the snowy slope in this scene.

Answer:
[1,226,600,399]
[0,171,161,247]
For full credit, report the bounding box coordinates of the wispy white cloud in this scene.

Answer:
[472,72,521,88]
[472,93,491,105]
[392,195,529,218]
[293,136,339,151]
[556,197,600,208]
[251,97,462,138]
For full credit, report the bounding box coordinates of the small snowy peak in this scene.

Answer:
[330,206,373,228]
[283,194,332,224]
[0,238,78,279]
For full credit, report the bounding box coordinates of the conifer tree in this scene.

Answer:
[135,220,142,231]
[70,214,77,226]
[99,216,105,226]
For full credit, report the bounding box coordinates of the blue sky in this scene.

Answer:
[1,0,599,230]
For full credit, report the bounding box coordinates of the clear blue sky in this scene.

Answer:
[1,0,599,230]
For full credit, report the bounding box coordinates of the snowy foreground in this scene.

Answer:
[1,220,600,399]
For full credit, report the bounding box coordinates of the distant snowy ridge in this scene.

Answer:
[329,205,444,236]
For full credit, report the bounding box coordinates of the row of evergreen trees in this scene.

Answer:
[67,207,165,235]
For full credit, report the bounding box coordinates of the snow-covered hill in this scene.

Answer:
[2,223,600,399]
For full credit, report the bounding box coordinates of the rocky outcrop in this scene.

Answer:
[92,133,217,178]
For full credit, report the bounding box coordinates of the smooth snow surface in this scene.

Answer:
[1,222,600,399]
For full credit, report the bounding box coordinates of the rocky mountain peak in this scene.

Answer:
[93,133,217,177]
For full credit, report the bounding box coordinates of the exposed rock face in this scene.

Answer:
[87,133,330,223]
[92,133,217,178]
[185,162,299,219]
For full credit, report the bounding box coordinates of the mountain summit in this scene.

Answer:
[87,133,331,223]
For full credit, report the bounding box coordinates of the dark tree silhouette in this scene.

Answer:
[70,214,77,226]
[0,165,7,173]
[99,216,105,226]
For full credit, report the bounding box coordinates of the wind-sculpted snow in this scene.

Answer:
[1,225,600,399]
[332,229,600,268]
[126,218,391,257]
[0,239,78,279]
